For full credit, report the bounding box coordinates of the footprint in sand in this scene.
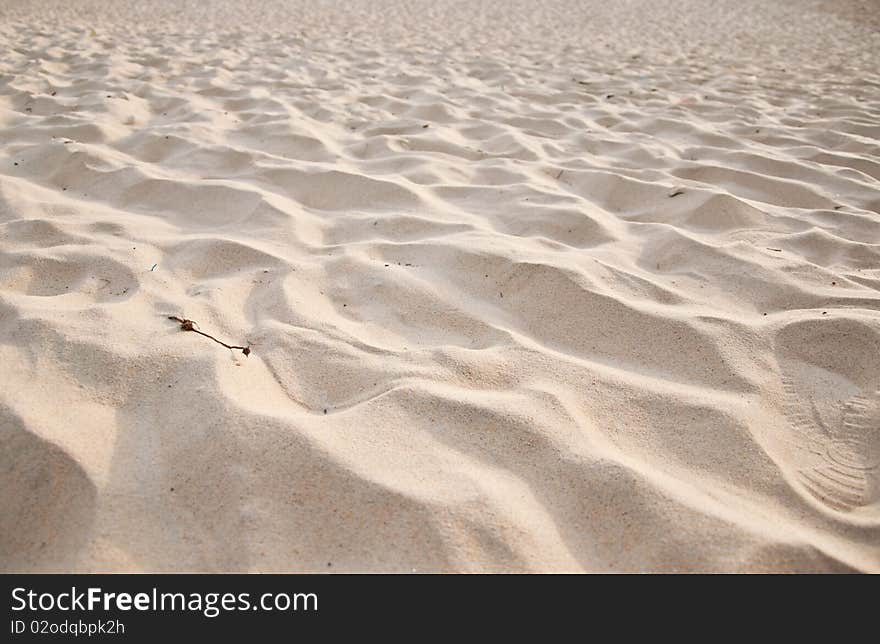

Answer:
[776,319,880,514]
[782,380,880,511]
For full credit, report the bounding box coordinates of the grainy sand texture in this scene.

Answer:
[1,0,879,572]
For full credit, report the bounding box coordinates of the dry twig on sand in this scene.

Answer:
[168,316,250,356]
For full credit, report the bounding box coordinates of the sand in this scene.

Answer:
[1,0,879,572]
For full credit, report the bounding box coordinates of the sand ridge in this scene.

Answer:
[1,0,879,572]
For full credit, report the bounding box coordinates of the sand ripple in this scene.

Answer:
[1,0,879,571]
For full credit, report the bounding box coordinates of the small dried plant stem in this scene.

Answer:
[168,316,251,356]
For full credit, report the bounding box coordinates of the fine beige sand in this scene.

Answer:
[1,0,879,572]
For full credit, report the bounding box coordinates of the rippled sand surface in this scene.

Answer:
[1,0,879,572]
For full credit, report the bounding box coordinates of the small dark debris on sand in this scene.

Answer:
[168,315,250,356]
